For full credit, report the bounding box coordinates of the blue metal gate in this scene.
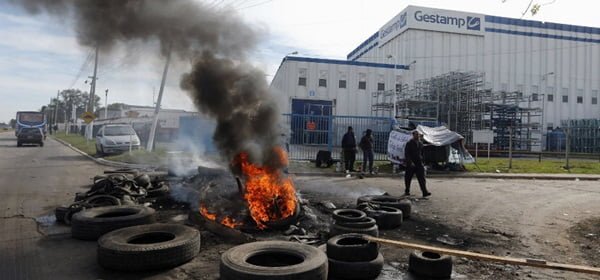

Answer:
[282,114,394,161]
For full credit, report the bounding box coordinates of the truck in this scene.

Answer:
[15,111,46,136]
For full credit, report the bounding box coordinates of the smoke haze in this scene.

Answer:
[12,0,284,171]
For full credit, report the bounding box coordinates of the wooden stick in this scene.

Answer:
[365,236,600,276]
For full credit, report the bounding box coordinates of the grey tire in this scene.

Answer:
[319,245,384,280]
[408,250,453,279]
[334,217,376,229]
[71,205,156,240]
[326,233,379,262]
[330,223,379,237]
[84,195,121,207]
[146,182,170,197]
[332,209,366,223]
[220,241,328,280]
[357,195,412,218]
[365,206,403,230]
[98,224,200,271]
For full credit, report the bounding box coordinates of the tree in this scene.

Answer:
[43,88,101,123]
[9,119,16,128]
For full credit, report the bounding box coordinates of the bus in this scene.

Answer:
[16,111,46,136]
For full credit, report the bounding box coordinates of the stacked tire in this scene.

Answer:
[363,206,403,230]
[330,209,379,237]
[321,234,384,280]
[357,195,412,219]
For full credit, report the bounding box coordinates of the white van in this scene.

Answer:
[95,124,141,155]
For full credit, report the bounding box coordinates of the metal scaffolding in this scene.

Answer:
[371,71,544,151]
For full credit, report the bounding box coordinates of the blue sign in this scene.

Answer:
[467,16,481,31]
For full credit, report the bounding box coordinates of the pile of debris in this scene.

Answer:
[55,169,171,224]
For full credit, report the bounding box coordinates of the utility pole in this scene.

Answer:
[565,120,570,170]
[104,89,109,119]
[86,45,99,140]
[54,90,60,126]
[147,44,172,151]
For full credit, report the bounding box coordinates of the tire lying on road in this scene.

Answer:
[220,241,328,280]
[332,209,367,223]
[356,195,412,218]
[84,195,121,207]
[71,205,156,240]
[334,217,376,229]
[98,223,200,271]
[364,206,403,230]
[326,233,379,262]
[319,244,384,280]
[146,182,170,197]
[329,223,379,237]
[408,250,453,279]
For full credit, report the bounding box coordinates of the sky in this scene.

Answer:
[1,0,599,123]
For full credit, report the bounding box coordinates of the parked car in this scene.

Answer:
[17,127,44,147]
[95,124,141,155]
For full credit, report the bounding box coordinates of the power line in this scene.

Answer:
[66,50,94,89]
[236,0,274,10]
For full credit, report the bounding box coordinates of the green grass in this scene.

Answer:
[465,158,600,174]
[53,133,97,156]
[104,149,168,165]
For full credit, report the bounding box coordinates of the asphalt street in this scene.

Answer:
[0,131,111,279]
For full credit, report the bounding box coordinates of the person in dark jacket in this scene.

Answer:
[341,126,357,172]
[404,130,431,197]
[359,129,374,174]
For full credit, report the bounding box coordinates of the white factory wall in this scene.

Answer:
[269,58,403,116]
[349,5,600,130]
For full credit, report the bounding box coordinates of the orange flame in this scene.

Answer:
[236,147,297,229]
[199,205,242,229]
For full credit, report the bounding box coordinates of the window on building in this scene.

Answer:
[547,94,554,102]
[298,77,306,86]
[532,93,539,101]
[592,97,598,105]
[377,83,385,91]
[318,78,327,87]
[577,96,583,104]
[358,81,367,90]
[562,95,568,103]
[339,80,347,89]
[547,123,554,131]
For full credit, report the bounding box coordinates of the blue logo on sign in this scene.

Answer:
[399,12,407,28]
[380,12,407,40]
[467,16,481,31]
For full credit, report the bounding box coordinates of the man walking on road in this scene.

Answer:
[404,130,431,197]
[341,126,357,172]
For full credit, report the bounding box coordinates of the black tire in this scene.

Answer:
[55,206,68,223]
[334,217,376,229]
[330,223,379,237]
[220,241,327,280]
[71,205,156,240]
[326,233,379,262]
[84,195,121,207]
[357,195,412,218]
[364,206,403,230]
[332,209,366,223]
[146,182,170,197]
[97,223,200,271]
[39,141,44,147]
[319,245,383,280]
[408,250,453,279]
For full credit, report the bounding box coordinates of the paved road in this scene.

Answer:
[0,132,112,279]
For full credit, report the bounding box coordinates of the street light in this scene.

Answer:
[287,51,298,56]
[387,55,398,119]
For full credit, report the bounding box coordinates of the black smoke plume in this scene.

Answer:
[12,0,285,172]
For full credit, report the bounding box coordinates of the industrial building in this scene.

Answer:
[270,5,600,151]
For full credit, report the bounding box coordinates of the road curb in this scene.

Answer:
[288,171,600,181]
[52,136,158,169]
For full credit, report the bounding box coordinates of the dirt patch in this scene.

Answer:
[568,217,600,267]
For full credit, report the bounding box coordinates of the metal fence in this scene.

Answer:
[282,114,395,161]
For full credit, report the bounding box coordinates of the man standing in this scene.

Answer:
[341,126,357,172]
[359,129,374,174]
[404,130,431,197]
